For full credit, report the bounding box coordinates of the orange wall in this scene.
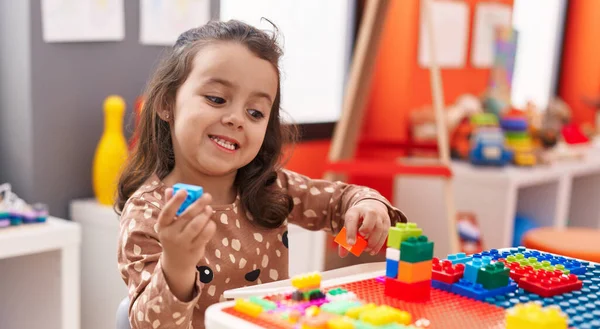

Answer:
[286,0,513,199]
[558,1,600,126]
[284,140,331,178]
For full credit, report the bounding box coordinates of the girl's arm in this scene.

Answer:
[117,197,202,328]
[276,168,407,234]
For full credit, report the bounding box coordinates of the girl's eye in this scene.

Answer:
[205,96,225,104]
[248,109,264,119]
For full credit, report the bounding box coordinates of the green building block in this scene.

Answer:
[248,296,277,311]
[321,300,362,315]
[477,262,509,290]
[399,235,434,263]
[387,222,423,249]
[327,287,348,296]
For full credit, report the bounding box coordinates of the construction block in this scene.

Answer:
[386,247,400,261]
[386,259,399,278]
[431,279,453,292]
[464,255,492,283]
[173,183,204,215]
[398,260,432,283]
[399,235,434,263]
[432,257,465,284]
[233,298,263,317]
[248,296,277,311]
[334,227,368,256]
[387,222,422,249]
[477,262,510,290]
[320,300,362,315]
[506,302,568,329]
[451,278,518,301]
[384,277,431,302]
[291,272,321,290]
[359,305,412,326]
[326,317,355,329]
[446,252,472,265]
[518,270,583,297]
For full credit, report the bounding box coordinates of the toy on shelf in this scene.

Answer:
[468,113,513,167]
[334,227,368,257]
[92,95,129,206]
[0,183,48,228]
[222,222,600,328]
[501,109,537,166]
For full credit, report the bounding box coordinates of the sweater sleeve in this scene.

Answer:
[117,196,203,328]
[277,168,407,234]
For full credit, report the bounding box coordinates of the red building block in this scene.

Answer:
[518,269,583,297]
[384,277,431,302]
[334,227,368,256]
[432,257,465,284]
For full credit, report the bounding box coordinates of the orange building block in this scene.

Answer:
[398,260,433,283]
[334,227,368,256]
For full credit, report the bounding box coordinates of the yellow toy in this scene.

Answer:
[92,95,128,205]
[506,302,568,329]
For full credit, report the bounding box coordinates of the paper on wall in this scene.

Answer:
[41,0,125,42]
[471,3,513,68]
[418,0,469,68]
[139,0,211,46]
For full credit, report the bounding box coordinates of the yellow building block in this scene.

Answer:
[306,305,320,317]
[327,317,355,329]
[398,260,432,283]
[345,303,377,319]
[506,302,568,329]
[379,305,412,325]
[292,272,322,290]
[233,299,262,317]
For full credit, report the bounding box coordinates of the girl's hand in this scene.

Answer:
[339,200,391,257]
[157,188,216,301]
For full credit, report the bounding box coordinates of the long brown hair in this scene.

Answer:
[116,20,297,228]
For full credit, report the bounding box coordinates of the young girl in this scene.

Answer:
[116,20,407,329]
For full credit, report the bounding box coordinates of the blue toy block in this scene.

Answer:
[450,278,517,301]
[386,259,399,278]
[173,183,204,216]
[446,252,472,265]
[431,280,453,292]
[464,255,492,283]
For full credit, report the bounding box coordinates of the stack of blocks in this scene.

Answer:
[290,272,326,301]
[384,223,434,302]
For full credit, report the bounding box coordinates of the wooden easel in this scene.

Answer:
[325,0,460,254]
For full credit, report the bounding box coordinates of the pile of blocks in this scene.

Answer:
[384,223,434,302]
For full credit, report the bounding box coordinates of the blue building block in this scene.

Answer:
[450,278,517,301]
[483,250,600,328]
[173,183,204,216]
[464,255,492,283]
[446,252,472,265]
[432,280,453,292]
[386,259,399,278]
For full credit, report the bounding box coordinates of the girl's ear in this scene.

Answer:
[157,111,172,122]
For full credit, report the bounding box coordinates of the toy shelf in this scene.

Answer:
[394,148,600,258]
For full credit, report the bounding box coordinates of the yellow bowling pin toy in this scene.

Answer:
[92,95,129,206]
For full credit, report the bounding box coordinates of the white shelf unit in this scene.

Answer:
[394,149,600,258]
[0,217,81,329]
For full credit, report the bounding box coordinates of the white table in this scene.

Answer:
[0,217,81,329]
[394,147,600,257]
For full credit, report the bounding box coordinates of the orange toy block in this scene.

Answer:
[334,227,368,256]
[398,260,433,283]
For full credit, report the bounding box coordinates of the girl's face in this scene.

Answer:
[169,42,278,177]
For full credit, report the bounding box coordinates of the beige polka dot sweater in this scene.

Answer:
[117,168,406,328]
